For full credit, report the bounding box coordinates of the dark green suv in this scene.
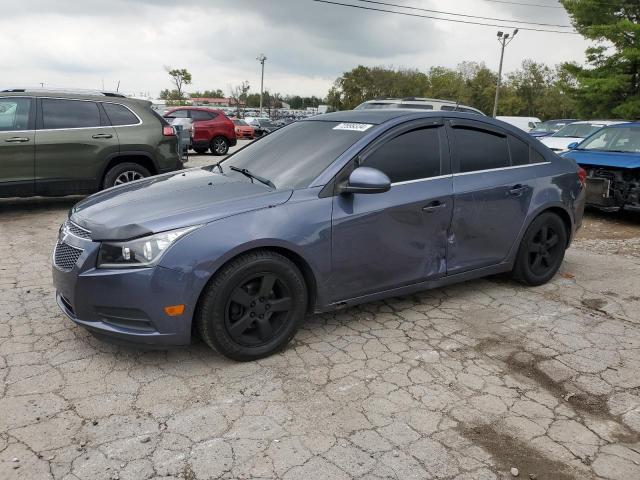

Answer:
[0,89,182,197]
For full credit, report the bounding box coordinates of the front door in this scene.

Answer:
[0,97,35,196]
[35,98,119,195]
[446,119,537,274]
[331,121,453,302]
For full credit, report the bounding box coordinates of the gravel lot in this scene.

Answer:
[1,148,640,479]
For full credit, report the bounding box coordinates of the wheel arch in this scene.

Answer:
[100,152,159,186]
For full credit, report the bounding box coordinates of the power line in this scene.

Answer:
[353,0,572,28]
[310,0,580,34]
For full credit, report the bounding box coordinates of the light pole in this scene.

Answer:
[492,29,518,118]
[256,53,267,116]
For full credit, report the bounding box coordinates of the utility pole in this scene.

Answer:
[256,53,267,116]
[492,29,518,118]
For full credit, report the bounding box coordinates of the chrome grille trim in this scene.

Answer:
[54,242,83,271]
[66,221,92,239]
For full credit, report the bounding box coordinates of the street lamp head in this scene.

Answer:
[256,53,267,63]
[513,28,519,36]
[504,33,510,39]
[497,31,503,37]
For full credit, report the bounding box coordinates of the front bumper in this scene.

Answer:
[52,236,194,347]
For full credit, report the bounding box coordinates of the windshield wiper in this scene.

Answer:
[211,161,224,173]
[229,166,275,189]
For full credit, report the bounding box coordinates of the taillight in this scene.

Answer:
[163,125,176,136]
[577,166,587,188]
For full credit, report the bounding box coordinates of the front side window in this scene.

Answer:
[362,127,441,183]
[102,103,139,126]
[580,127,640,153]
[452,127,509,173]
[0,97,31,131]
[224,121,368,189]
[42,99,100,129]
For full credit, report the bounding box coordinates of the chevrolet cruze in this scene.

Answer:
[53,110,586,361]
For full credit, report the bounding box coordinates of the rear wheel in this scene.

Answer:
[102,162,150,189]
[196,250,308,361]
[210,136,229,156]
[512,212,568,286]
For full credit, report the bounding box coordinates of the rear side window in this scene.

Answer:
[191,110,216,121]
[102,103,139,126]
[165,110,188,119]
[0,97,31,131]
[452,127,509,173]
[508,135,530,166]
[42,99,100,129]
[363,127,441,183]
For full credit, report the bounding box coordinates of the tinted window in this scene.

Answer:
[165,109,188,119]
[0,97,31,131]
[401,104,433,110]
[530,148,546,164]
[452,127,509,173]
[42,99,100,129]
[191,110,216,121]
[102,103,139,126]
[508,135,530,166]
[363,127,441,183]
[225,121,368,189]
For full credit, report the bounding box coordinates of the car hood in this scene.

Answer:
[562,149,640,169]
[540,136,583,151]
[70,167,293,241]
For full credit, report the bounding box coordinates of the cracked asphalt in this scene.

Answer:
[1,154,640,479]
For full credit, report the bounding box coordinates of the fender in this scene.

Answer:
[99,150,159,182]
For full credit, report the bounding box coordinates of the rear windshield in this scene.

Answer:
[223,121,370,189]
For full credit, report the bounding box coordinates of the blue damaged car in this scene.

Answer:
[53,110,586,361]
[561,122,640,211]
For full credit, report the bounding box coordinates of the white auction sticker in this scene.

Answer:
[333,122,373,132]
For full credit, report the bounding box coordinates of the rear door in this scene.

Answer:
[446,118,538,274]
[0,96,35,196]
[330,119,453,301]
[190,109,218,144]
[35,98,119,195]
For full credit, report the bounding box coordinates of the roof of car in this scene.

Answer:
[166,106,224,113]
[307,109,436,125]
[569,120,626,125]
[600,121,640,128]
[0,89,147,105]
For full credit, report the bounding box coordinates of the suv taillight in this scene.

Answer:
[163,126,176,136]
[577,166,587,188]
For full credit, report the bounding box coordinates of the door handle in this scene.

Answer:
[92,133,113,139]
[4,137,30,143]
[422,200,447,213]
[508,184,527,197]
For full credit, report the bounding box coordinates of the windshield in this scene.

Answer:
[259,119,276,128]
[531,120,572,133]
[233,119,248,126]
[223,121,369,189]
[579,126,640,153]
[552,123,606,138]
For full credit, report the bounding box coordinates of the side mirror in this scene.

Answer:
[567,142,579,150]
[339,167,391,194]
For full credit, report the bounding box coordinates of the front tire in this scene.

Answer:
[210,136,229,156]
[512,212,568,286]
[196,250,308,361]
[102,162,150,189]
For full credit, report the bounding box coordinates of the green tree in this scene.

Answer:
[190,89,224,98]
[560,0,640,118]
[164,67,192,99]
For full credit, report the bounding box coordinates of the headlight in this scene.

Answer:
[97,226,199,268]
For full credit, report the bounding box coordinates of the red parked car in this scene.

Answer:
[164,107,236,155]
[232,118,256,139]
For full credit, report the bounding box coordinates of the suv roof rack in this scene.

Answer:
[1,88,127,98]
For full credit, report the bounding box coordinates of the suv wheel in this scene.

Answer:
[103,162,151,189]
[512,212,567,286]
[210,136,229,156]
[196,250,308,361]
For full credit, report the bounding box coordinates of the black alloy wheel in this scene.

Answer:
[512,212,567,286]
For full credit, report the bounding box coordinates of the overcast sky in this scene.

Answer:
[1,0,591,98]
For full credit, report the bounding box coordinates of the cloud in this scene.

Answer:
[0,0,589,98]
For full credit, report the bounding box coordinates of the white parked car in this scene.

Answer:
[496,116,541,132]
[355,97,485,115]
[540,120,626,152]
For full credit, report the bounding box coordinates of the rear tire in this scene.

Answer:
[512,212,568,286]
[196,250,308,361]
[102,162,150,189]
[210,136,229,156]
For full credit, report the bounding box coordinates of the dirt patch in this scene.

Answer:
[581,298,608,312]
[576,209,640,242]
[460,424,583,480]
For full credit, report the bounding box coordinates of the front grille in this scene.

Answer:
[66,221,91,239]
[54,242,83,271]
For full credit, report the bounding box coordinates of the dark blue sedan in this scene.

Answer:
[53,110,586,360]
[561,122,640,211]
